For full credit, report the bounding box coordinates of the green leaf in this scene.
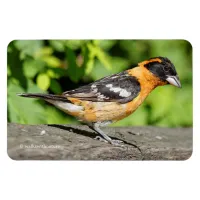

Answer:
[7,43,27,89]
[49,40,65,52]
[23,59,45,78]
[65,40,86,50]
[65,47,84,82]
[35,46,53,57]
[98,40,116,50]
[50,79,62,94]
[85,58,94,75]
[36,73,51,91]
[27,79,46,93]
[14,40,44,59]
[42,56,62,68]
[82,44,95,75]
[87,43,112,70]
[7,81,47,124]
[96,49,112,70]
[47,68,67,79]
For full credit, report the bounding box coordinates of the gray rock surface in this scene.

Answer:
[7,123,192,160]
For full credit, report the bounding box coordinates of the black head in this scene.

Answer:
[144,57,181,88]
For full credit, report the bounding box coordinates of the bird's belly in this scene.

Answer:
[81,100,143,122]
[92,102,127,122]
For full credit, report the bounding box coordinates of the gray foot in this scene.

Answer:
[95,136,124,147]
[110,139,124,147]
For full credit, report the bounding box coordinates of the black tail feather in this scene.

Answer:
[16,93,70,102]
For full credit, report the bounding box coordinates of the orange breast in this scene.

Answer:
[124,65,167,117]
[125,85,154,116]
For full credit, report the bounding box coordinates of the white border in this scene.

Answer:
[1,1,199,200]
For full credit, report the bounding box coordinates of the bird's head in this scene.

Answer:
[140,57,181,88]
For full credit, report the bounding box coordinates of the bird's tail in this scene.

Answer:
[17,93,83,113]
[17,93,70,102]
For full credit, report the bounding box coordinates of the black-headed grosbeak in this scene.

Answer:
[17,56,181,146]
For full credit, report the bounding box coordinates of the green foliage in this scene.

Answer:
[7,40,192,127]
[8,80,46,124]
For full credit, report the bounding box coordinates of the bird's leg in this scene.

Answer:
[90,122,124,146]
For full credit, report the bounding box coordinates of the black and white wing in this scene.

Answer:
[63,71,141,104]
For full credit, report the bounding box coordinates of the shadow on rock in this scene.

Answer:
[48,124,143,157]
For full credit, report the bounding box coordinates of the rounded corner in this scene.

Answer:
[7,149,18,161]
[7,39,17,50]
[181,39,193,49]
[182,149,193,161]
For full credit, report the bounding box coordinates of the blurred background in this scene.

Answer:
[7,40,192,127]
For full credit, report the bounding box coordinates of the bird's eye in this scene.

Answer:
[163,65,170,72]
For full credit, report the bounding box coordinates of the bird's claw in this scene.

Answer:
[110,139,124,147]
[94,136,124,147]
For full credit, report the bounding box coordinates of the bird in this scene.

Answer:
[17,56,181,146]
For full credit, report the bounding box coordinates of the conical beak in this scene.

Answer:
[166,75,182,88]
